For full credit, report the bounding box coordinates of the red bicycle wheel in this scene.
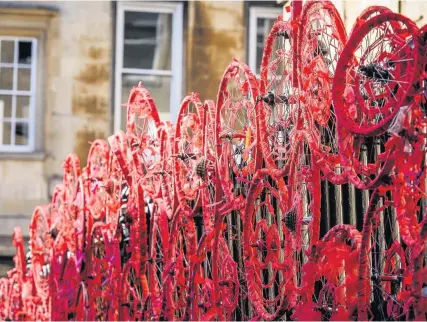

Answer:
[120,182,150,319]
[216,60,262,201]
[159,123,177,219]
[243,168,295,320]
[8,228,26,321]
[259,17,297,171]
[87,139,110,220]
[293,224,362,320]
[188,232,215,321]
[29,206,51,300]
[349,5,392,36]
[108,130,133,185]
[52,253,79,320]
[173,93,204,214]
[357,190,408,320]
[119,261,147,321]
[12,227,26,284]
[7,271,22,321]
[200,99,221,232]
[337,123,396,190]
[86,222,120,321]
[333,12,422,136]
[126,83,162,198]
[62,153,82,210]
[164,214,197,320]
[390,103,427,247]
[50,184,66,231]
[286,135,322,247]
[188,230,240,321]
[126,82,161,142]
[298,0,348,184]
[74,168,92,272]
[211,235,240,321]
[105,148,125,232]
[148,201,169,320]
[0,278,9,320]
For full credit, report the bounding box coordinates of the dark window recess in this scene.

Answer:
[15,123,28,137]
[18,41,32,64]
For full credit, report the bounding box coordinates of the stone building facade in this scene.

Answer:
[0,0,424,266]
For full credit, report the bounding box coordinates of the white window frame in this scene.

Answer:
[0,36,37,153]
[249,7,284,78]
[114,1,183,131]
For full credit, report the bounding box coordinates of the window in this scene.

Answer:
[115,2,183,131]
[248,7,285,77]
[0,37,37,152]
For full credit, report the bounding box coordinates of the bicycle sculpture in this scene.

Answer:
[2,1,427,320]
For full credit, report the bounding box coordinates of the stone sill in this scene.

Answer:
[0,152,46,161]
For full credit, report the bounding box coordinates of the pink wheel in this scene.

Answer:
[105,147,125,232]
[211,198,248,319]
[119,261,148,321]
[349,5,393,36]
[86,222,120,321]
[7,272,22,321]
[259,17,297,171]
[356,190,409,320]
[108,130,133,185]
[392,122,426,247]
[62,153,82,210]
[12,227,26,284]
[243,169,294,320]
[87,139,110,220]
[173,93,204,214]
[158,123,177,219]
[164,214,197,320]
[50,184,66,231]
[210,234,240,321]
[126,82,161,141]
[29,206,51,300]
[200,99,221,232]
[216,60,262,201]
[298,0,348,184]
[293,225,362,320]
[0,278,9,320]
[333,12,422,136]
[119,183,150,319]
[188,231,239,321]
[52,254,79,320]
[148,201,169,320]
[126,83,162,197]
[74,168,92,271]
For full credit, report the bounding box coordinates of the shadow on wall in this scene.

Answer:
[188,1,244,101]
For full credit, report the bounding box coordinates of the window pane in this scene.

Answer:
[15,122,29,146]
[0,41,14,63]
[0,95,12,118]
[18,41,32,64]
[1,121,11,145]
[123,11,172,70]
[121,74,171,128]
[0,67,13,90]
[18,68,31,91]
[16,96,30,118]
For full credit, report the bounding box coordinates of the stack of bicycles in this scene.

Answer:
[2,1,427,320]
